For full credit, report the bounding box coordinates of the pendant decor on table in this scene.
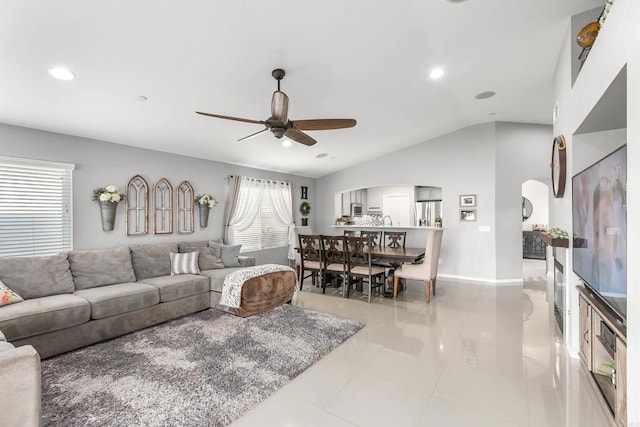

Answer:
[195,193,217,229]
[92,185,124,232]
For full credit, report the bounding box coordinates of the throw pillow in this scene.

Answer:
[208,241,242,267]
[182,246,225,270]
[170,252,200,275]
[0,279,24,306]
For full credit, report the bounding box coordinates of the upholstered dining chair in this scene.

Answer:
[383,231,406,248]
[321,235,346,291]
[392,228,443,303]
[298,234,323,291]
[344,236,386,303]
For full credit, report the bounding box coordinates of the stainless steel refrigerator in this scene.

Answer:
[415,200,442,227]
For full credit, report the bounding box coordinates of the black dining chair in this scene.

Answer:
[298,234,323,291]
[343,230,358,238]
[344,236,386,303]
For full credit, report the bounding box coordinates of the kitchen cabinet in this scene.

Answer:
[340,189,367,215]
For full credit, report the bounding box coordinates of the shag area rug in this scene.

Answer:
[41,305,363,426]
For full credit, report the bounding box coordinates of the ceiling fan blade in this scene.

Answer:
[271,91,289,124]
[237,128,268,142]
[285,129,317,146]
[292,118,357,131]
[196,111,266,125]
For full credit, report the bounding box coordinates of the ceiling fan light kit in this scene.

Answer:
[196,69,356,147]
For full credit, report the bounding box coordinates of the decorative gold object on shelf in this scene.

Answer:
[576,21,600,48]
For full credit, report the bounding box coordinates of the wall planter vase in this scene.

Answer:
[199,204,210,228]
[100,201,118,231]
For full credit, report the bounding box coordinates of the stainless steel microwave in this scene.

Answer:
[351,203,363,217]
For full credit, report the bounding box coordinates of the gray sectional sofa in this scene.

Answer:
[0,240,255,359]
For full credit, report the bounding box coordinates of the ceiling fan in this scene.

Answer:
[196,69,356,146]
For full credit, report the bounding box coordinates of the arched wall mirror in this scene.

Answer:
[522,197,533,222]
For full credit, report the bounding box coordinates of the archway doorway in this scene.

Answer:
[521,179,550,280]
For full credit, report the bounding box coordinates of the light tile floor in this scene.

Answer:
[232,260,613,427]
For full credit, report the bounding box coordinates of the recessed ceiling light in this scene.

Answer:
[447,0,468,3]
[429,67,445,79]
[316,153,328,158]
[48,67,75,81]
[281,139,292,148]
[475,91,496,100]
[138,96,148,102]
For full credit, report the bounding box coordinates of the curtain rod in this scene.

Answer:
[228,175,290,185]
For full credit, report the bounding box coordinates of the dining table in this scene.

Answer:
[368,246,425,264]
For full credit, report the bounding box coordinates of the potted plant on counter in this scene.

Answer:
[434,217,442,228]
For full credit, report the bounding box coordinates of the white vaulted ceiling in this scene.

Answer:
[0,0,602,177]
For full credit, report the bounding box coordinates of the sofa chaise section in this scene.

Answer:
[0,333,41,427]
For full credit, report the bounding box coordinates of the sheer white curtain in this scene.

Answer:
[227,177,264,244]
[263,180,296,260]
[227,176,295,257]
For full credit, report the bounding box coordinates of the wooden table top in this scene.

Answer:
[368,246,425,263]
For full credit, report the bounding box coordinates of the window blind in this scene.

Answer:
[232,181,290,252]
[0,156,75,257]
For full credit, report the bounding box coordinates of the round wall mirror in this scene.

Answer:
[522,197,533,222]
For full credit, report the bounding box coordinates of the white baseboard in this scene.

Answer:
[438,274,523,285]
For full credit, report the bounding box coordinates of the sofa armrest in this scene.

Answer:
[238,256,256,267]
[0,344,41,427]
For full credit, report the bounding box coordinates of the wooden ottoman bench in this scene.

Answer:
[211,266,297,317]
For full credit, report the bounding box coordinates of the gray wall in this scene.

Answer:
[0,123,315,264]
[495,122,552,280]
[317,121,551,282]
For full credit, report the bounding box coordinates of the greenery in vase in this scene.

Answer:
[547,227,569,239]
[93,185,123,203]
[195,194,217,208]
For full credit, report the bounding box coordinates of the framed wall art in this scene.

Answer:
[460,209,477,222]
[460,194,476,207]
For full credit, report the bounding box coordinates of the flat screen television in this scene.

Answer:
[572,145,627,322]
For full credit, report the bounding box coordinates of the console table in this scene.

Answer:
[522,231,546,259]
[577,285,627,426]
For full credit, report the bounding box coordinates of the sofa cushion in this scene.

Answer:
[177,241,209,252]
[68,246,137,290]
[182,246,224,271]
[138,274,209,302]
[208,242,242,267]
[170,252,200,275]
[130,243,178,280]
[199,267,247,293]
[1,279,23,306]
[0,253,74,299]
[74,283,159,320]
[0,294,90,341]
